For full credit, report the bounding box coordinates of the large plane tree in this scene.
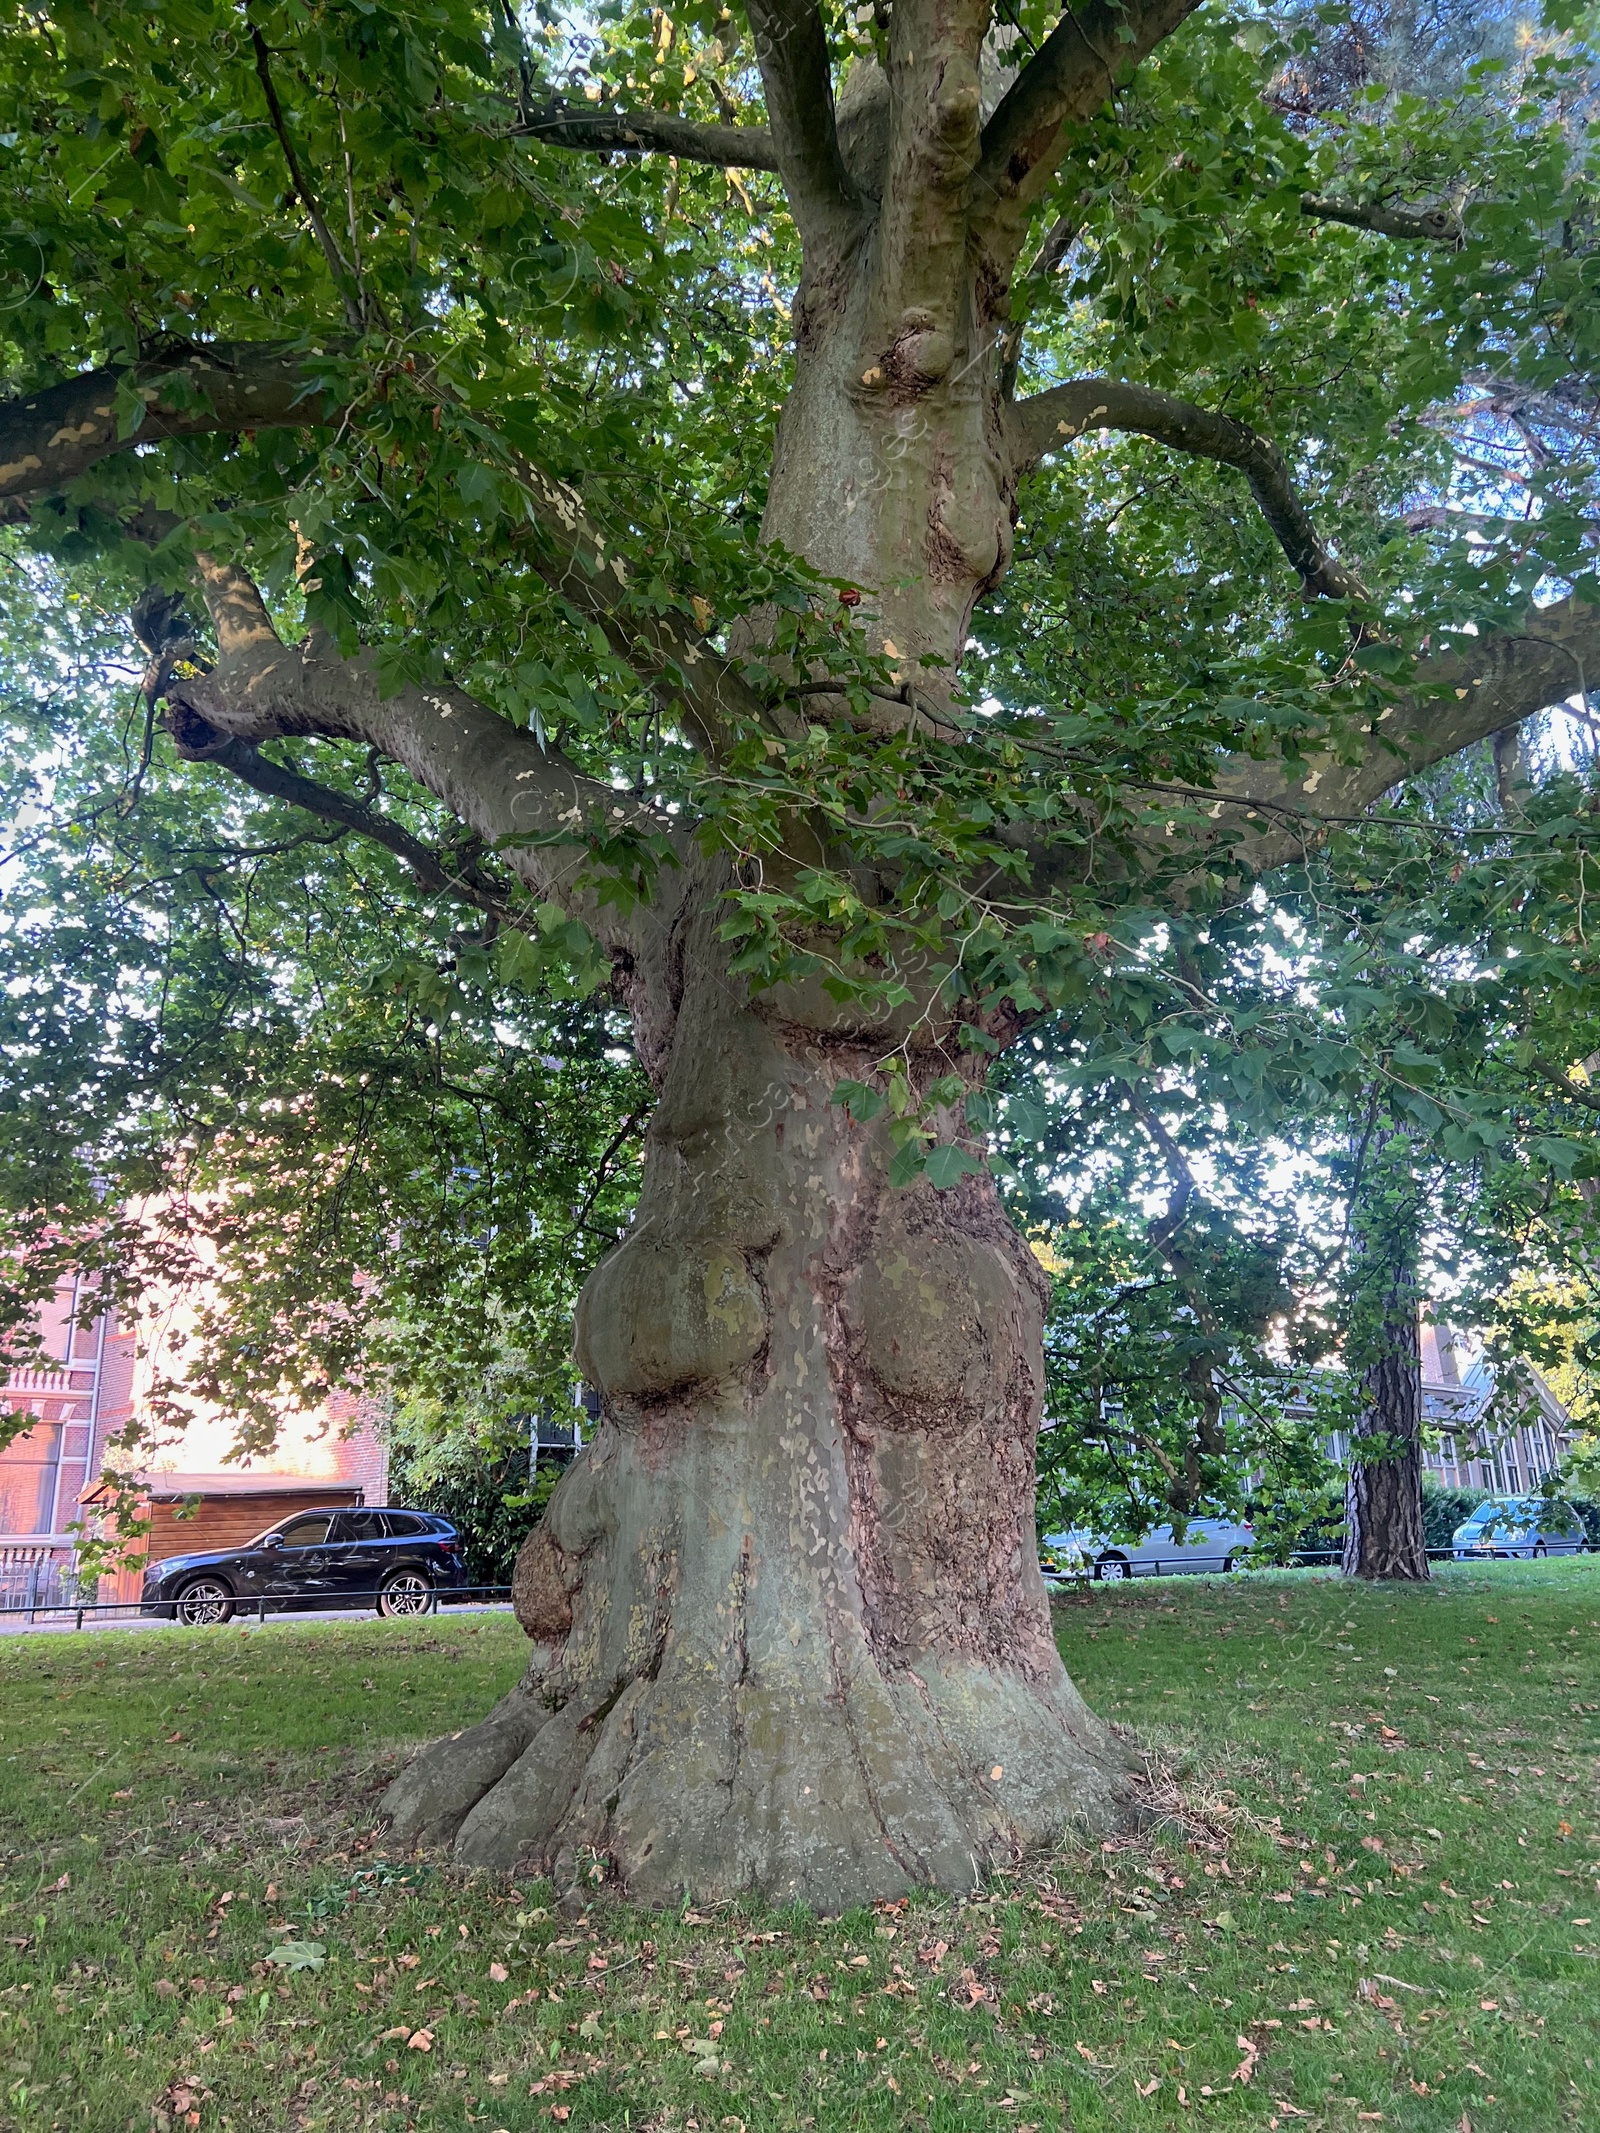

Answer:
[3,0,1597,1905]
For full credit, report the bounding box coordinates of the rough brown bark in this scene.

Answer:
[379,873,1140,1904]
[1341,1153,1430,1584]
[1341,1309,1429,1581]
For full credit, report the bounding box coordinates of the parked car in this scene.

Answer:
[141,1507,469,1625]
[1450,1496,1586,1562]
[1040,1516,1255,1582]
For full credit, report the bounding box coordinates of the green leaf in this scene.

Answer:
[887,1139,927,1189]
[923,1144,983,1190]
[832,1079,887,1124]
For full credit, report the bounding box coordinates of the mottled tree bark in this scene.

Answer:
[380,876,1139,1905]
[378,65,1157,1891]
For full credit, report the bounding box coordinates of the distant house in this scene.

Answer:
[1415,1320,1575,1495]
[1047,1312,1580,1507]
[1317,1319,1577,1496]
[1,1274,138,1606]
[1,1271,387,1608]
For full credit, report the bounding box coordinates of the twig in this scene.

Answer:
[1529,1060,1600,1116]
[249,17,365,332]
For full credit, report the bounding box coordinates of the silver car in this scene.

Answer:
[1040,1517,1255,1582]
[1450,1496,1586,1561]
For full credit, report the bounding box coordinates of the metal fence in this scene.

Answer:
[3,1539,1584,1630]
[1042,1542,1586,1582]
[0,1544,89,1614]
[0,1582,515,1631]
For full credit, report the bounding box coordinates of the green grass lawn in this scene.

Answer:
[2,1563,1597,2133]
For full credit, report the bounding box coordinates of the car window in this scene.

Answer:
[278,1512,336,1547]
[1545,1501,1584,1536]
[382,1512,428,1537]
[340,1510,388,1541]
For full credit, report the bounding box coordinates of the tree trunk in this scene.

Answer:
[1341,1159,1429,1582]
[380,882,1140,1906]
[379,122,1140,1903]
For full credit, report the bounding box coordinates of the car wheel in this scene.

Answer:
[1534,1541,1547,1558]
[1094,1553,1130,1582]
[174,1577,234,1627]
[1222,1554,1238,1574]
[378,1569,433,1618]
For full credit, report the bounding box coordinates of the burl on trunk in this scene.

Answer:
[380,889,1139,1906]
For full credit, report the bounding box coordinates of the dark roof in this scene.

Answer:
[81,1471,364,1505]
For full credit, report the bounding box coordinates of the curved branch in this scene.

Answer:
[997,196,1088,393]
[249,20,367,329]
[513,102,782,170]
[0,343,342,522]
[1301,194,1464,245]
[744,0,860,253]
[1215,591,1600,860]
[970,0,1201,248]
[1008,376,1360,599]
[167,557,671,944]
[176,731,525,930]
[1529,1060,1600,1117]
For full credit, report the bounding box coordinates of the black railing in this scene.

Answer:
[0,1582,514,1631]
[1042,1541,1586,1581]
[4,1539,1585,1629]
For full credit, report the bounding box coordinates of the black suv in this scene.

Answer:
[140,1507,469,1625]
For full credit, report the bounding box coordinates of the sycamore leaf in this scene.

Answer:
[923,1144,983,1191]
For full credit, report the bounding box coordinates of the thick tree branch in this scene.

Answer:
[744,0,860,252]
[1214,591,1600,857]
[0,344,342,522]
[1301,194,1464,245]
[1005,593,1600,895]
[167,552,670,944]
[513,102,782,170]
[1,343,788,762]
[133,563,616,933]
[970,0,1202,248]
[1008,376,1361,599]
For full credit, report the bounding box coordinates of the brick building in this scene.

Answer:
[1,1274,387,1606]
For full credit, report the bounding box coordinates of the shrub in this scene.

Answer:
[386,1447,559,1586]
